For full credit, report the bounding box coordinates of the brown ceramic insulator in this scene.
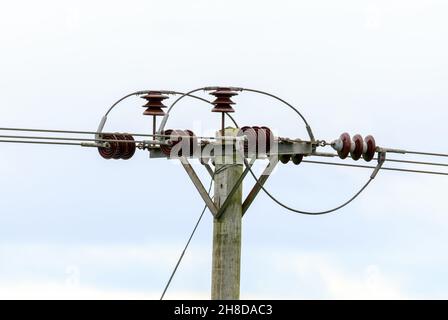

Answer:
[337,132,351,159]
[113,133,127,159]
[238,126,257,154]
[160,129,175,156]
[350,134,363,161]
[209,88,237,113]
[111,134,124,159]
[291,154,303,165]
[363,135,376,162]
[97,133,119,159]
[185,130,198,157]
[121,134,136,160]
[141,91,168,116]
[252,126,262,154]
[260,126,274,154]
[279,154,291,164]
[160,129,192,157]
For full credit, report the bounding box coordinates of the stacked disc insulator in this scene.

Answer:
[332,133,376,162]
[209,88,237,113]
[160,129,198,158]
[98,133,136,160]
[141,91,168,116]
[238,126,274,155]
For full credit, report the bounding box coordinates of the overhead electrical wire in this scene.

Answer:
[1,86,447,295]
[240,87,315,142]
[160,174,214,300]
[224,113,381,215]
[0,128,447,173]
[0,134,153,145]
[384,158,448,168]
[158,86,316,142]
[312,152,448,168]
[158,87,210,133]
[0,139,91,147]
[0,126,222,141]
[302,160,448,176]
[0,87,447,216]
[154,87,448,215]
[1,86,447,300]
[397,150,448,158]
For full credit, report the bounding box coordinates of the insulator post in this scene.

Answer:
[210,87,238,134]
[141,91,169,139]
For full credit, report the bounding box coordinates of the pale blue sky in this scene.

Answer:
[0,0,447,299]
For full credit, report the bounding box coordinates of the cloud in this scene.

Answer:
[0,243,407,300]
[271,251,406,300]
[0,283,207,300]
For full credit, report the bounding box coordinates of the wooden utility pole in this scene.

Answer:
[211,128,243,300]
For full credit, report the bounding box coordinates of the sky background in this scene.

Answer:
[0,0,447,299]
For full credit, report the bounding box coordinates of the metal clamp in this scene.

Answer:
[371,151,386,179]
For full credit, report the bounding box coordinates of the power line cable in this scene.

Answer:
[160,163,248,300]
[0,139,91,147]
[0,134,151,145]
[302,160,448,176]
[313,152,448,168]
[0,126,222,141]
[160,175,214,300]
[240,87,315,142]
[397,150,448,158]
[225,113,381,215]
[385,158,448,168]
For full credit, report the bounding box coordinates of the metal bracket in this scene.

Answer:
[215,157,256,219]
[242,157,279,216]
[371,151,386,179]
[95,115,107,141]
[180,157,218,216]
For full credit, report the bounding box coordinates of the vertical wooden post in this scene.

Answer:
[211,128,243,300]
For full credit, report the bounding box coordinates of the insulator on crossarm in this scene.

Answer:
[238,126,257,155]
[210,87,239,134]
[362,135,376,162]
[97,133,137,160]
[160,129,198,158]
[332,133,377,162]
[112,133,125,159]
[258,126,274,154]
[252,126,262,154]
[350,134,363,161]
[238,126,274,156]
[121,134,136,160]
[333,133,351,159]
[98,133,118,159]
[209,88,237,113]
[141,91,168,116]
[186,129,198,156]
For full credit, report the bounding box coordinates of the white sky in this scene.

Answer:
[0,0,447,299]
